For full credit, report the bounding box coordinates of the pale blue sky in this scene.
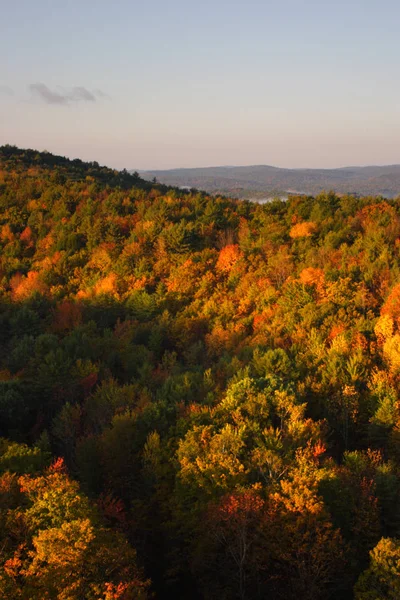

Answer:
[1,0,399,169]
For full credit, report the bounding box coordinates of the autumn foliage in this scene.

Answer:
[1,146,400,598]
[289,221,317,238]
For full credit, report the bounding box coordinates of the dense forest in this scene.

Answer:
[1,145,400,599]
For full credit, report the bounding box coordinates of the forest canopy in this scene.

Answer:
[0,145,400,599]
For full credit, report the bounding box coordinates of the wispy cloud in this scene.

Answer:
[70,86,96,102]
[29,83,109,105]
[93,88,111,100]
[0,85,14,96]
[29,83,69,105]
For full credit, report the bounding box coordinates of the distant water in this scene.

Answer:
[251,196,288,204]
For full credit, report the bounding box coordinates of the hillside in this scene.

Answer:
[137,163,400,199]
[1,146,400,599]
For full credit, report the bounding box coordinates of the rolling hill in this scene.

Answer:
[136,163,400,199]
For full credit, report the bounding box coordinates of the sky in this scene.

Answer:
[1,0,400,170]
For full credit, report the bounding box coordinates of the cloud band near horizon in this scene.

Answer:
[29,83,108,105]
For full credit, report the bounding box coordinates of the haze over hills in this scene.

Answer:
[136,164,400,200]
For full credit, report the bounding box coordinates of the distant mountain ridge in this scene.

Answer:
[135,163,400,199]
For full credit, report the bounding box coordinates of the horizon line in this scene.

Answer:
[2,143,400,174]
[136,162,400,173]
